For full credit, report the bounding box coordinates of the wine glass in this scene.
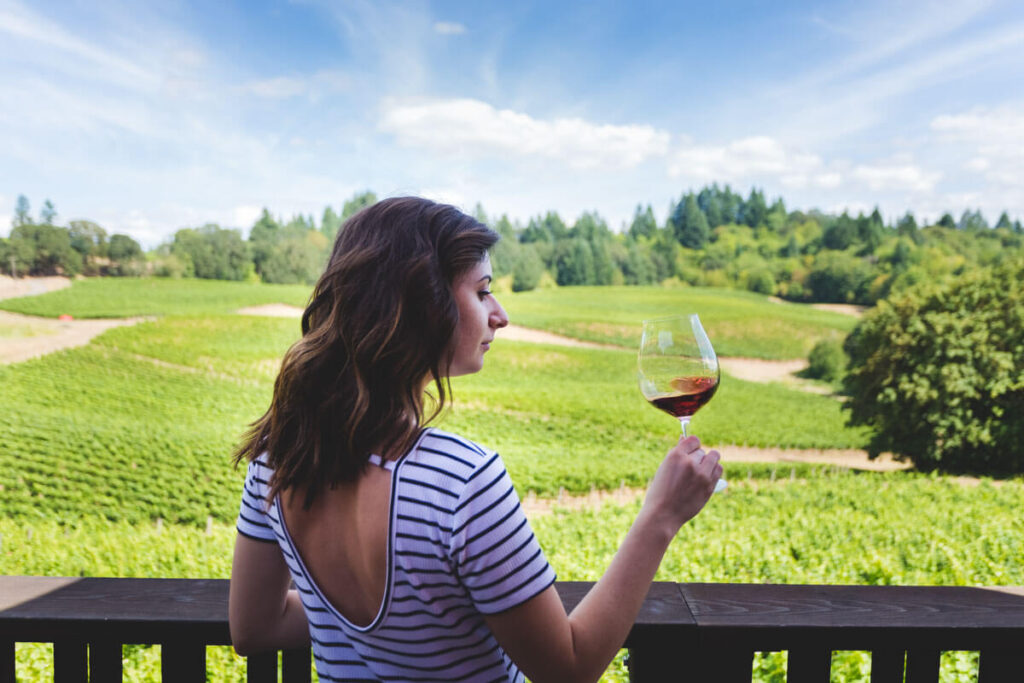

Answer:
[638,314,727,493]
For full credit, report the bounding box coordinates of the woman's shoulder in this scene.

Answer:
[411,428,503,478]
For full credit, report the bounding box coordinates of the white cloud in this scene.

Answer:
[668,136,839,189]
[380,98,671,169]
[237,70,350,99]
[931,105,1024,187]
[433,21,466,35]
[233,205,263,228]
[850,162,941,192]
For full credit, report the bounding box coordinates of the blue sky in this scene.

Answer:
[2,0,1023,247]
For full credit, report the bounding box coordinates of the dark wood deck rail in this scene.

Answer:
[2,578,1023,682]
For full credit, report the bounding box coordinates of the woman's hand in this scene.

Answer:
[485,434,721,683]
[639,435,722,542]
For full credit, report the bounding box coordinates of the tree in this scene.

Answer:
[341,191,378,222]
[261,232,327,284]
[958,209,987,232]
[937,213,956,229]
[740,188,767,228]
[628,204,658,240]
[172,224,251,280]
[822,213,857,250]
[511,244,544,292]
[995,212,1012,231]
[39,199,57,225]
[896,212,918,237]
[107,234,144,275]
[249,209,281,278]
[843,261,1024,474]
[13,195,31,228]
[554,239,595,285]
[8,223,81,275]
[321,206,342,242]
[670,194,710,249]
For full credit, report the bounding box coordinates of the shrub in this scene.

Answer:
[806,339,846,382]
[843,261,1024,474]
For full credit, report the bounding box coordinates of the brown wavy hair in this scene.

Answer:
[234,197,499,508]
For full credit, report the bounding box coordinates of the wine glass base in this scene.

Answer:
[714,478,728,493]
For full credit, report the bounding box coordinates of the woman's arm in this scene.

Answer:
[485,435,721,683]
[228,534,312,655]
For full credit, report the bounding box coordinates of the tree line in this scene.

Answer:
[4,187,1022,306]
[1,196,144,277]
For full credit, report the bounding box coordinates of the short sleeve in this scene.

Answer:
[235,457,277,543]
[449,452,556,614]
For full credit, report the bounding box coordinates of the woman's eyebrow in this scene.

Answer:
[478,275,493,284]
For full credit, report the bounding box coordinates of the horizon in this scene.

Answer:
[2,0,1023,248]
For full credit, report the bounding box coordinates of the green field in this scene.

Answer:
[502,285,857,358]
[0,277,855,359]
[0,277,312,318]
[1,278,1019,682]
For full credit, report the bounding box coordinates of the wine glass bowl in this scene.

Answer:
[638,314,727,493]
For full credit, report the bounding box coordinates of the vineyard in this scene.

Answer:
[1,278,1021,682]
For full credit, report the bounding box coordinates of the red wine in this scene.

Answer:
[649,376,718,418]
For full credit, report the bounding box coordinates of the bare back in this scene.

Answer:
[280,462,393,627]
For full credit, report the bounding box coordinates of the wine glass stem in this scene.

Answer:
[678,417,691,438]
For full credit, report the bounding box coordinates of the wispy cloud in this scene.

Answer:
[850,161,941,193]
[237,70,350,100]
[932,105,1024,186]
[669,136,840,189]
[433,21,466,35]
[379,98,670,169]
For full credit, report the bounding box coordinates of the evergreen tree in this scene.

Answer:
[321,206,342,242]
[13,195,30,228]
[938,213,956,229]
[341,191,378,221]
[39,199,57,225]
[628,204,657,240]
[670,194,710,249]
[994,212,1012,231]
[740,188,768,228]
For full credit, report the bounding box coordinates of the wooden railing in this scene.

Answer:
[2,577,1023,682]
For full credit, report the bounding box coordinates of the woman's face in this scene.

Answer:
[448,255,508,377]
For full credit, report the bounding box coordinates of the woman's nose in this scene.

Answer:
[491,299,509,328]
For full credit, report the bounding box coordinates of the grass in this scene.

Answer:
[501,285,857,359]
[0,277,312,318]
[0,278,855,359]
[0,315,869,525]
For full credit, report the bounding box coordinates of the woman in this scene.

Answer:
[229,197,722,682]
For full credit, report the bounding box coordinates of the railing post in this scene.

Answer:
[904,648,940,683]
[787,648,832,682]
[54,639,88,683]
[89,640,123,681]
[161,641,206,682]
[282,647,312,683]
[978,649,1017,683]
[1,640,14,683]
[870,649,905,683]
[247,651,277,683]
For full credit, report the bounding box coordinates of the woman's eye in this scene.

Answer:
[478,290,491,299]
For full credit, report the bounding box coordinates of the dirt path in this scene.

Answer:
[0,310,145,364]
[0,276,149,364]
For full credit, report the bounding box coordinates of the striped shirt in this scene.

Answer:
[236,428,557,682]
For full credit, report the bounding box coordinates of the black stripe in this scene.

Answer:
[430,432,487,457]
[451,485,514,537]
[461,517,529,566]
[475,567,554,606]
[404,476,460,499]
[235,527,276,543]
[417,445,475,468]
[405,459,469,483]
[455,459,503,512]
